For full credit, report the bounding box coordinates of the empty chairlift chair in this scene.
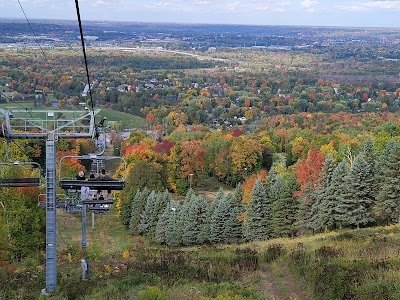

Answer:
[0,161,41,187]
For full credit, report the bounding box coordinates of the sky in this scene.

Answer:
[0,0,399,28]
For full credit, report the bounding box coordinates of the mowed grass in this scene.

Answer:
[193,173,234,201]
[96,108,145,129]
[57,208,147,257]
[0,103,145,129]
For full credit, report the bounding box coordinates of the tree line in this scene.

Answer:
[118,136,400,245]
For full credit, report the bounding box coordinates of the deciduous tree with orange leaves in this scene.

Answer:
[294,145,325,191]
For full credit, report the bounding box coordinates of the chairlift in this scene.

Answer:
[88,205,110,214]
[59,154,126,192]
[38,193,69,208]
[0,161,41,187]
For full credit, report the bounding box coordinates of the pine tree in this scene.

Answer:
[244,178,272,241]
[374,141,400,224]
[138,191,157,235]
[224,193,243,243]
[210,192,230,243]
[205,188,225,242]
[148,190,170,237]
[338,155,375,228]
[272,175,300,237]
[327,161,348,229]
[165,201,181,246]
[120,192,134,229]
[318,154,338,231]
[296,183,318,234]
[129,188,150,235]
[155,205,170,244]
[233,182,243,204]
[182,195,208,245]
[175,189,196,245]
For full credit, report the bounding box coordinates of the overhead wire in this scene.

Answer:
[2,0,52,117]
[74,0,97,125]
[17,0,49,63]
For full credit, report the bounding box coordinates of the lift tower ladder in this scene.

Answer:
[0,108,99,294]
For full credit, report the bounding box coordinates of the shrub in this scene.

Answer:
[260,244,285,263]
[137,286,165,300]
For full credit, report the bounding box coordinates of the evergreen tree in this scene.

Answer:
[318,154,338,231]
[327,161,348,229]
[205,188,225,242]
[129,188,150,235]
[182,195,208,245]
[374,141,400,224]
[338,155,375,228]
[272,175,300,237]
[138,191,157,235]
[269,173,284,203]
[224,193,244,243]
[120,193,134,229]
[244,178,272,241]
[175,189,196,245]
[165,201,181,246]
[296,183,318,234]
[233,182,243,204]
[148,190,170,237]
[210,192,230,243]
[155,204,171,244]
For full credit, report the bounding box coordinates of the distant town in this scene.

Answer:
[1,18,400,54]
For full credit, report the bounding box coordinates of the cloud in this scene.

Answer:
[144,0,291,14]
[336,0,400,11]
[301,0,319,11]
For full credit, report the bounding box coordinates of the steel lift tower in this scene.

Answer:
[0,108,99,293]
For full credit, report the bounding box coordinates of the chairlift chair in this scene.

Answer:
[0,161,42,187]
[59,154,126,193]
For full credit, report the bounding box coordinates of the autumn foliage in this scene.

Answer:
[242,169,268,203]
[294,146,325,191]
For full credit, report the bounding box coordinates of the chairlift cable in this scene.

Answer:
[74,0,97,127]
[17,0,49,64]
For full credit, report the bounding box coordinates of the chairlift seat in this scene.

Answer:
[0,177,41,187]
[88,206,110,212]
[59,179,125,191]
[82,198,114,205]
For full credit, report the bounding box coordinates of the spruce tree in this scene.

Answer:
[205,188,225,242]
[210,193,230,244]
[120,192,134,229]
[138,191,157,235]
[149,190,171,238]
[244,178,272,241]
[155,205,170,244]
[296,183,318,234]
[318,154,337,231]
[129,188,150,235]
[224,193,244,243]
[272,175,300,237]
[175,189,196,245]
[327,161,348,229]
[165,201,181,246]
[374,141,400,224]
[182,195,208,245]
[338,155,375,228]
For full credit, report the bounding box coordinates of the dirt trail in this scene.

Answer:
[261,265,311,300]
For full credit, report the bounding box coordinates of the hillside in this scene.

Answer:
[2,203,400,299]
